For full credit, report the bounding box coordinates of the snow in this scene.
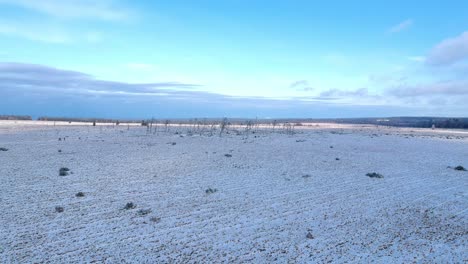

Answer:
[0,121,467,263]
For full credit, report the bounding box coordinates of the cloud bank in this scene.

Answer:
[426,31,468,66]
[1,62,466,118]
[388,80,468,97]
[0,62,200,95]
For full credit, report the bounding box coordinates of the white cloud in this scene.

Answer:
[388,80,468,97]
[289,80,314,91]
[0,0,130,21]
[407,56,425,62]
[426,31,468,66]
[319,88,369,98]
[0,62,201,96]
[0,22,70,43]
[0,1,130,44]
[388,19,413,33]
[0,20,105,44]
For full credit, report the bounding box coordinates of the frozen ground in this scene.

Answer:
[0,121,467,263]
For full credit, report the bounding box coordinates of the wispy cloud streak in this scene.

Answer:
[388,19,413,33]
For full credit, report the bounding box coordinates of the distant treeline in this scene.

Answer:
[288,117,468,129]
[219,117,468,129]
[3,115,467,129]
[216,117,468,129]
[0,115,32,120]
[37,117,141,123]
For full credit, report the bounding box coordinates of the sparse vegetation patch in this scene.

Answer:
[55,206,64,213]
[59,167,70,176]
[205,188,218,194]
[75,192,85,197]
[150,217,161,223]
[124,202,136,210]
[366,172,384,179]
[0,147,8,151]
[454,166,466,171]
[137,209,152,216]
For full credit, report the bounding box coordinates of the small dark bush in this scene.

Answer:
[306,232,314,239]
[58,149,62,153]
[205,188,218,194]
[0,147,8,151]
[330,146,333,148]
[59,167,70,176]
[137,209,152,216]
[55,206,64,213]
[366,172,384,179]
[302,174,312,178]
[335,158,340,160]
[224,154,232,158]
[75,192,85,197]
[150,217,161,223]
[124,202,136,210]
[454,166,466,171]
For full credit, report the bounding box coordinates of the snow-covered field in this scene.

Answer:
[1,121,467,263]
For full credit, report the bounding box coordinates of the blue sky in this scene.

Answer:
[0,0,467,119]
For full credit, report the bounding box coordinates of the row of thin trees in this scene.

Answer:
[140,118,299,136]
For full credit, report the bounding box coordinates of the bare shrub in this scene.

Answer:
[164,120,170,132]
[219,118,228,137]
